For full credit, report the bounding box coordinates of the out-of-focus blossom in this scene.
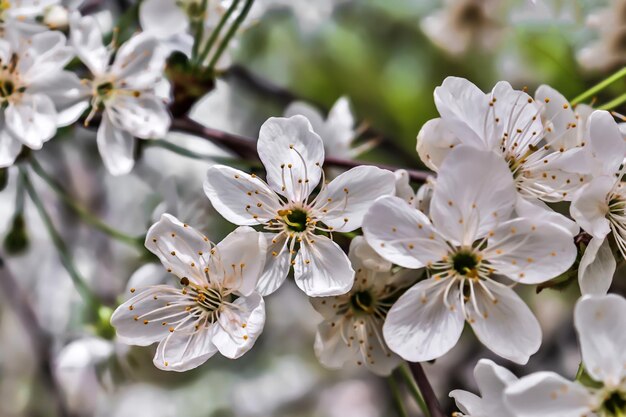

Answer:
[310,237,414,376]
[449,359,518,417]
[420,0,505,55]
[204,115,396,297]
[506,294,626,417]
[364,146,577,364]
[0,30,85,167]
[70,14,171,175]
[111,214,267,371]
[285,97,373,159]
[578,0,626,71]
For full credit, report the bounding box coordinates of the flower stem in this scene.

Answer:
[196,0,241,67]
[206,0,254,72]
[388,375,410,417]
[19,167,98,308]
[408,362,445,417]
[191,0,209,61]
[29,158,144,249]
[143,138,236,164]
[598,92,626,110]
[399,363,431,417]
[571,66,626,105]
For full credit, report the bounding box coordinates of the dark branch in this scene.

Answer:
[409,362,446,417]
[170,116,432,183]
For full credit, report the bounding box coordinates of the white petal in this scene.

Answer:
[326,96,356,152]
[434,77,492,149]
[293,234,354,297]
[314,320,358,369]
[393,169,416,207]
[212,293,265,359]
[578,237,615,295]
[449,390,484,416]
[535,84,579,149]
[69,14,109,76]
[144,213,213,285]
[430,146,516,244]
[29,71,90,127]
[19,31,74,82]
[383,278,465,362]
[96,112,136,176]
[204,165,282,226]
[256,233,290,296]
[107,94,170,139]
[515,196,579,236]
[314,165,396,232]
[350,235,392,273]
[474,358,518,415]
[208,226,266,297]
[154,323,219,371]
[587,110,626,176]
[111,285,188,346]
[124,263,168,299]
[574,294,626,388]
[485,217,577,284]
[362,196,448,269]
[111,33,165,89]
[467,281,541,364]
[284,102,326,139]
[505,372,595,417]
[139,0,189,39]
[257,116,324,202]
[416,117,460,172]
[0,118,22,168]
[570,176,613,239]
[353,321,401,376]
[6,94,57,149]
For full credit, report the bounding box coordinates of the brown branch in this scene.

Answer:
[409,362,445,417]
[170,116,432,183]
[0,255,69,417]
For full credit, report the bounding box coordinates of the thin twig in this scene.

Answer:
[169,116,432,183]
[408,362,445,417]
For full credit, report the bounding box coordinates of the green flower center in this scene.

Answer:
[452,251,479,277]
[350,290,375,314]
[601,391,626,416]
[96,81,115,99]
[281,208,309,232]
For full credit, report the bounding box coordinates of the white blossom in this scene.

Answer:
[577,0,626,71]
[203,115,396,297]
[310,237,414,376]
[449,359,518,417]
[111,214,267,371]
[0,30,85,167]
[506,293,626,417]
[70,14,171,175]
[364,146,577,364]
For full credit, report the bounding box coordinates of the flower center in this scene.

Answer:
[279,208,309,232]
[350,290,375,314]
[96,81,115,99]
[600,391,626,416]
[452,251,479,277]
[0,79,14,98]
[454,2,486,29]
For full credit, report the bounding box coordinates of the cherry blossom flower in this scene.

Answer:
[506,293,626,417]
[70,14,171,175]
[569,110,626,295]
[363,146,577,364]
[449,359,518,417]
[111,214,267,371]
[310,237,415,376]
[577,0,626,71]
[0,30,86,167]
[285,97,374,159]
[204,115,396,297]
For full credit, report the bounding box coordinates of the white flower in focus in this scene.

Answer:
[420,0,505,56]
[417,77,588,204]
[449,359,518,417]
[506,293,626,417]
[363,146,577,364]
[569,110,626,295]
[0,30,86,167]
[285,97,373,159]
[111,214,267,371]
[577,0,626,71]
[203,115,396,297]
[70,15,171,176]
[310,237,414,376]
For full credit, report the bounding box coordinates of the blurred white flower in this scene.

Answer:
[70,14,171,176]
[310,237,414,376]
[506,293,626,417]
[363,146,577,364]
[204,115,396,297]
[420,0,505,55]
[578,0,626,71]
[285,97,373,159]
[0,30,85,167]
[450,359,518,417]
[111,214,267,371]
